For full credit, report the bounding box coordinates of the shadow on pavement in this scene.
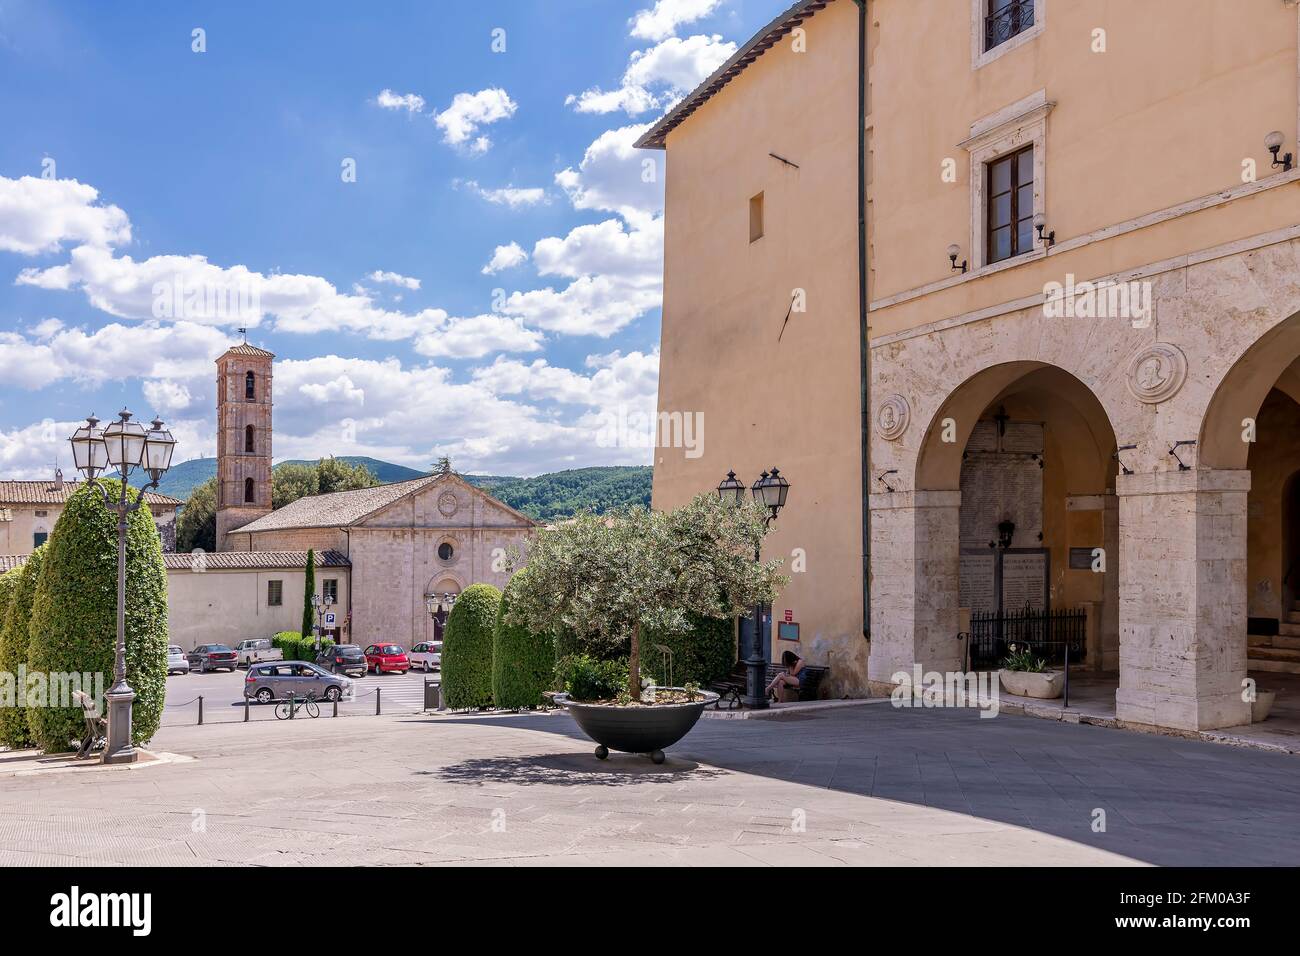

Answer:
[422,750,727,788]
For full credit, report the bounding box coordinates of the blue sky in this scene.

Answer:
[0,0,786,478]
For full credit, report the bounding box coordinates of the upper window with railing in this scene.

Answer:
[985,0,1035,53]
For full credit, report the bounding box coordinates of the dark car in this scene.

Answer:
[317,642,367,677]
[187,644,238,673]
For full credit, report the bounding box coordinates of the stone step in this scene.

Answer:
[1281,621,1300,638]
[1288,611,1300,625]
[1273,634,1300,650]
[1248,645,1300,663]
[1248,632,1273,647]
[1247,657,1300,675]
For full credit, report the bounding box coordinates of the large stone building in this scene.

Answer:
[643,0,1300,731]
[163,345,536,649]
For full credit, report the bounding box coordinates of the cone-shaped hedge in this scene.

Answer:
[442,583,500,710]
[491,568,554,709]
[27,480,169,752]
[0,548,45,749]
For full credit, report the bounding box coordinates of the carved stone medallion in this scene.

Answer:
[876,394,911,441]
[1125,343,1187,404]
[437,490,459,517]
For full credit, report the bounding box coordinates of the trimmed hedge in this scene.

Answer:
[27,480,169,752]
[0,566,23,747]
[272,631,332,662]
[491,568,554,709]
[642,614,737,688]
[0,549,44,748]
[443,583,500,709]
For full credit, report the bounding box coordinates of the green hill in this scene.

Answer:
[138,457,652,519]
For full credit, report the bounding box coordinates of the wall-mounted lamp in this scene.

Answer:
[997,518,1016,550]
[947,244,968,274]
[1266,130,1293,172]
[1033,213,1055,247]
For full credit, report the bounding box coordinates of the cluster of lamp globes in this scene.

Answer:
[68,410,177,486]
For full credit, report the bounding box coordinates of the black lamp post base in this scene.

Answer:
[743,656,769,710]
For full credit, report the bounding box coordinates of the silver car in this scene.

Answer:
[243,661,350,704]
[167,645,190,675]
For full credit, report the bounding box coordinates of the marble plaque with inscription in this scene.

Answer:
[1001,551,1048,611]
[959,454,1044,550]
[959,551,998,613]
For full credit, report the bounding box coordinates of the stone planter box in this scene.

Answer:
[555,689,718,763]
[999,669,1064,700]
[1251,690,1277,723]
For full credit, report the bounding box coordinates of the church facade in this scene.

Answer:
[163,345,536,649]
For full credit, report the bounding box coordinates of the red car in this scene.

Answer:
[364,643,410,674]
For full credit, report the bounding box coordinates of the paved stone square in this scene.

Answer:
[1,702,1298,866]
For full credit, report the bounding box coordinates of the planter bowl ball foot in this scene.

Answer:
[555,689,719,760]
[998,669,1065,700]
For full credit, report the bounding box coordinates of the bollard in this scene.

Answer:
[376,687,382,716]
[333,697,338,718]
[244,696,249,722]
[198,695,204,726]
[1063,640,1071,710]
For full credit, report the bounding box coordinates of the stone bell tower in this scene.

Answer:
[214,343,274,551]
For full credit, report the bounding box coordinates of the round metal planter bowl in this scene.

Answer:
[554,689,719,763]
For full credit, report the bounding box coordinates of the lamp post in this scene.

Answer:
[311,592,335,649]
[69,410,176,763]
[718,467,790,709]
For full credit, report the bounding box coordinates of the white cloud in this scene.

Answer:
[567,33,734,116]
[433,88,517,152]
[630,0,725,41]
[555,124,664,223]
[142,379,193,413]
[532,217,662,282]
[482,242,528,275]
[0,175,131,255]
[455,180,548,208]
[501,274,663,338]
[375,88,426,113]
[473,350,659,408]
[412,313,544,359]
[366,269,421,290]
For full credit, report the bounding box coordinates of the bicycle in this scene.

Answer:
[275,693,320,720]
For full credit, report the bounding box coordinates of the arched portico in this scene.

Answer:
[879,361,1120,684]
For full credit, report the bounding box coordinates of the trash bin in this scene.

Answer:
[424,678,442,711]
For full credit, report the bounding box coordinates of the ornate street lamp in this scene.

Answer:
[719,467,792,710]
[68,410,176,764]
[716,470,745,508]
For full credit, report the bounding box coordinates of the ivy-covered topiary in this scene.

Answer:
[26,480,169,752]
[0,549,44,749]
[442,583,500,709]
[491,568,554,709]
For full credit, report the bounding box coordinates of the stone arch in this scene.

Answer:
[1200,309,1300,470]
[422,573,464,644]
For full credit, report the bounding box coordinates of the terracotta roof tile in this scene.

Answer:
[221,344,275,358]
[0,480,183,507]
[233,474,444,534]
[162,550,350,571]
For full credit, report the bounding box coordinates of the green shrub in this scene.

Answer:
[642,614,737,688]
[491,568,554,709]
[442,583,500,709]
[27,480,169,752]
[0,565,25,747]
[556,654,628,702]
[272,631,331,662]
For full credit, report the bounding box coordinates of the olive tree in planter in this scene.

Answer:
[507,493,785,761]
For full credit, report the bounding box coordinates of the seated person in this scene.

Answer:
[765,650,806,703]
